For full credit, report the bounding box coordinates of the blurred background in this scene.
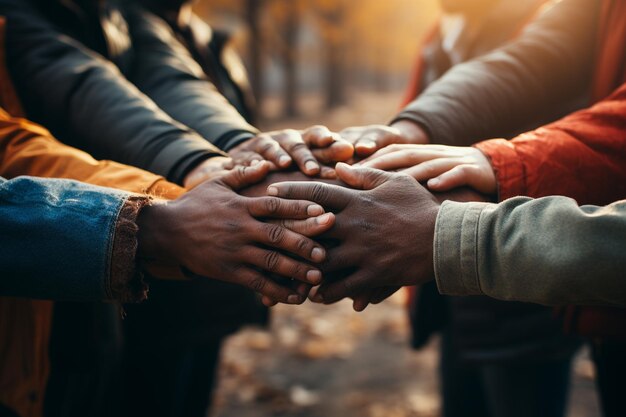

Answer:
[195,0,438,129]
[192,1,602,416]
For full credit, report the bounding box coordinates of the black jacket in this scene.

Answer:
[0,0,256,184]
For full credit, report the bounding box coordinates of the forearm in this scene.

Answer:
[394,0,598,145]
[2,1,225,183]
[0,111,185,199]
[127,7,258,151]
[434,197,626,307]
[0,177,150,302]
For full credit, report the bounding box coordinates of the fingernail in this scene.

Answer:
[428,178,439,187]
[359,140,376,150]
[311,247,325,262]
[279,155,291,166]
[297,284,311,296]
[287,294,301,304]
[305,161,319,173]
[316,212,333,225]
[306,270,322,284]
[307,205,324,216]
[267,186,278,196]
[311,292,324,303]
[251,159,261,166]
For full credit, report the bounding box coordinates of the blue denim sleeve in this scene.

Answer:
[0,176,131,301]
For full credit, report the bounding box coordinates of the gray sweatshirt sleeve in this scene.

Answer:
[393,0,599,145]
[434,197,626,307]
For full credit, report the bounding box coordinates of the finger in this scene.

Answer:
[302,125,335,148]
[254,134,293,168]
[357,144,438,165]
[311,140,355,164]
[275,129,321,176]
[351,290,375,312]
[402,158,463,182]
[246,197,325,220]
[267,181,352,210]
[261,296,278,307]
[334,163,394,190]
[267,212,335,237]
[353,130,400,157]
[244,247,322,285]
[427,165,472,191]
[353,134,380,156]
[315,269,377,304]
[252,222,327,264]
[219,162,271,191]
[232,267,303,305]
[318,166,337,179]
[360,148,450,171]
[428,164,494,194]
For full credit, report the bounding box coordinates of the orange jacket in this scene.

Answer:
[0,17,185,417]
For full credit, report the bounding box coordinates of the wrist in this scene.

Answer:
[391,119,429,144]
[136,201,177,264]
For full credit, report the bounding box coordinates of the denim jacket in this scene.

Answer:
[0,176,147,302]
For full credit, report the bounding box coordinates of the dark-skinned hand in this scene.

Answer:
[137,162,335,305]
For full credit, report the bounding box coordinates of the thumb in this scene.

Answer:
[219,161,271,191]
[335,162,394,190]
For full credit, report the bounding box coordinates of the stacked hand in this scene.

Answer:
[138,162,335,304]
[176,121,496,310]
[267,163,441,310]
[228,125,354,178]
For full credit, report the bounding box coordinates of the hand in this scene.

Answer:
[137,162,335,304]
[267,163,440,306]
[229,126,354,178]
[183,156,232,189]
[340,120,429,158]
[359,144,497,194]
[325,285,402,312]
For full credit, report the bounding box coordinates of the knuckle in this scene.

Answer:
[264,197,281,214]
[259,140,277,154]
[288,141,308,153]
[296,236,311,254]
[248,276,267,293]
[311,184,329,203]
[264,250,281,271]
[266,224,286,244]
[290,262,305,278]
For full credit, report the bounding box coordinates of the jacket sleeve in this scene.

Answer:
[475,81,626,205]
[126,7,258,152]
[1,0,226,184]
[393,0,599,145]
[434,197,626,307]
[0,176,149,302]
[0,109,185,200]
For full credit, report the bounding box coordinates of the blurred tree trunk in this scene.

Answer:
[246,0,264,105]
[324,3,347,109]
[283,1,300,117]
